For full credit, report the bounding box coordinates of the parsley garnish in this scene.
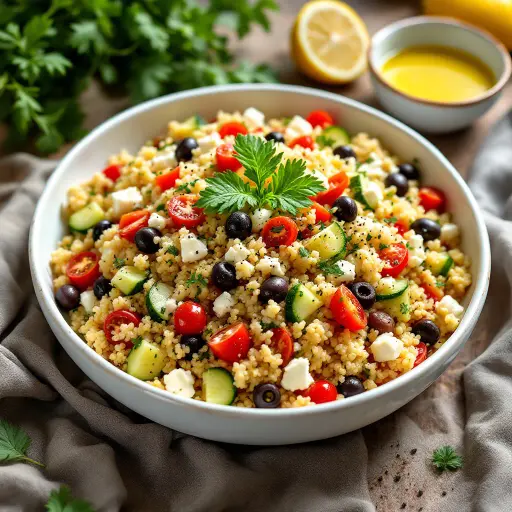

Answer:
[316,134,336,148]
[431,446,463,472]
[379,243,389,250]
[318,260,344,276]
[166,245,179,256]
[186,272,208,293]
[318,220,327,230]
[156,204,165,212]
[366,233,372,241]
[0,419,44,467]
[197,350,211,361]
[384,217,398,224]
[46,486,94,512]
[400,303,409,315]
[113,257,125,269]
[271,225,284,233]
[299,247,309,258]
[260,321,278,331]
[196,135,325,215]
[176,179,199,194]
[435,280,445,288]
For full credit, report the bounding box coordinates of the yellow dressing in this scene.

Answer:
[380,45,496,103]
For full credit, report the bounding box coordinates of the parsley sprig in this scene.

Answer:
[0,419,44,468]
[432,446,463,472]
[46,486,94,512]
[317,260,345,276]
[196,135,325,215]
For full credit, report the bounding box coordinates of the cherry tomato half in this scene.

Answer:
[289,135,314,150]
[421,279,444,302]
[155,166,180,192]
[174,301,207,335]
[102,164,121,182]
[306,110,334,129]
[330,285,367,331]
[311,201,331,223]
[261,216,298,247]
[119,210,150,242]
[66,251,100,290]
[208,322,252,363]
[167,195,205,228]
[312,171,348,206]
[419,187,445,212]
[394,218,409,236]
[104,310,141,346]
[216,143,242,172]
[380,243,409,277]
[305,380,338,404]
[414,342,427,367]
[269,328,293,367]
[219,122,248,138]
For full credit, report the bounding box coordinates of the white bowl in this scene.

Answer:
[29,84,490,445]
[369,16,512,133]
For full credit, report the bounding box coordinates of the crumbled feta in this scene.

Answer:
[180,233,208,263]
[437,295,464,319]
[366,167,387,180]
[364,181,383,209]
[197,132,222,153]
[441,223,460,243]
[225,243,250,264]
[281,357,314,391]
[112,187,143,217]
[370,333,403,362]
[236,260,255,279]
[151,148,177,170]
[335,260,356,282]
[255,256,285,277]
[305,169,329,190]
[213,292,234,317]
[243,107,265,129]
[164,369,195,398]
[250,208,272,232]
[80,290,96,313]
[407,234,426,268]
[165,298,177,317]
[285,115,313,140]
[148,212,167,230]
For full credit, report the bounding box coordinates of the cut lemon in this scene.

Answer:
[291,0,370,84]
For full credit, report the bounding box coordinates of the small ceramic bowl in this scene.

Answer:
[369,16,512,133]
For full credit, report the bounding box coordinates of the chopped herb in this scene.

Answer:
[89,190,95,196]
[46,486,94,512]
[294,349,304,358]
[260,321,278,331]
[435,280,445,288]
[379,243,389,250]
[197,350,211,361]
[431,446,463,472]
[406,242,411,249]
[363,367,371,378]
[366,157,374,164]
[271,225,284,233]
[318,220,327,231]
[113,257,125,269]
[186,272,208,295]
[384,217,398,224]
[366,233,372,241]
[316,134,336,148]
[347,243,360,255]
[0,419,44,467]
[176,179,199,194]
[203,328,213,338]
[318,260,344,276]
[299,247,310,258]
[166,246,179,256]
[156,204,166,212]
[400,303,409,315]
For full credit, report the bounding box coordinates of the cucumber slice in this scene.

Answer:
[425,252,454,277]
[376,278,409,301]
[69,203,104,233]
[381,289,411,322]
[146,282,172,322]
[303,221,347,261]
[319,126,350,148]
[203,368,236,405]
[112,266,148,295]
[350,174,380,211]
[285,283,322,323]
[127,339,165,380]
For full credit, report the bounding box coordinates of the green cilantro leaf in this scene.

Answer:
[299,247,309,258]
[400,302,409,315]
[431,446,463,472]
[0,419,44,467]
[46,486,94,512]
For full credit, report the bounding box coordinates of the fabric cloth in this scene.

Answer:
[0,111,511,512]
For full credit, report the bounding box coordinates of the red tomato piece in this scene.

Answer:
[414,342,427,367]
[155,166,180,192]
[104,310,141,346]
[102,164,121,182]
[306,110,334,129]
[419,187,445,212]
[311,170,349,206]
[329,171,349,188]
[394,218,409,235]
[305,380,338,404]
[174,301,207,335]
[311,201,331,223]
[208,322,252,363]
[380,243,409,277]
[119,210,150,242]
[261,216,298,247]
[289,135,314,150]
[330,285,367,331]
[216,143,242,172]
[66,251,100,290]
[218,122,248,138]
[421,280,444,301]
[167,195,205,228]
[269,328,293,367]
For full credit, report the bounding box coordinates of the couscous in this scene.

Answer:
[51,108,471,408]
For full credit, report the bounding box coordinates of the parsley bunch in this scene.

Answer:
[196,134,325,215]
[0,0,278,153]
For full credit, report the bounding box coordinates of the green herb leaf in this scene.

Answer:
[432,446,463,472]
[166,246,179,256]
[299,247,309,258]
[186,272,208,289]
[384,217,398,224]
[318,260,344,276]
[46,486,94,512]
[260,321,278,331]
[400,302,409,315]
[0,420,44,467]
[113,257,125,269]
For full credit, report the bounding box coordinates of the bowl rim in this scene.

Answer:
[29,83,491,418]
[368,15,512,108]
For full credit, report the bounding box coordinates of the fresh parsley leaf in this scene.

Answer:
[113,257,125,269]
[366,233,372,241]
[400,303,409,315]
[186,272,208,289]
[316,134,335,148]
[384,217,398,224]
[318,260,344,276]
[46,486,94,512]
[0,419,44,467]
[156,204,165,212]
[299,247,309,258]
[197,349,211,361]
[166,246,179,256]
[431,446,463,472]
[379,243,389,250]
[176,179,199,194]
[260,321,278,331]
[435,280,445,288]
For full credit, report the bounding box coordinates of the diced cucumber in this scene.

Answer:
[376,278,409,301]
[350,174,379,211]
[69,203,104,233]
[285,283,322,323]
[318,126,350,148]
[304,221,347,261]
[202,368,236,405]
[380,289,411,322]
[126,339,165,380]
[112,266,148,295]
[146,282,172,322]
[425,252,454,277]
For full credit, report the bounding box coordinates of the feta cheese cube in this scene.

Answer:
[364,181,383,209]
[80,290,96,313]
[437,295,464,319]
[335,260,356,282]
[197,133,222,153]
[225,243,250,264]
[281,357,314,391]
[213,292,234,317]
[370,333,403,362]
[180,233,208,263]
[441,223,460,243]
[255,256,285,277]
[151,148,177,170]
[243,107,265,129]
[407,234,426,268]
[164,369,195,398]
[111,187,143,218]
[285,115,313,140]
[165,298,177,317]
[250,208,272,232]
[148,212,167,230]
